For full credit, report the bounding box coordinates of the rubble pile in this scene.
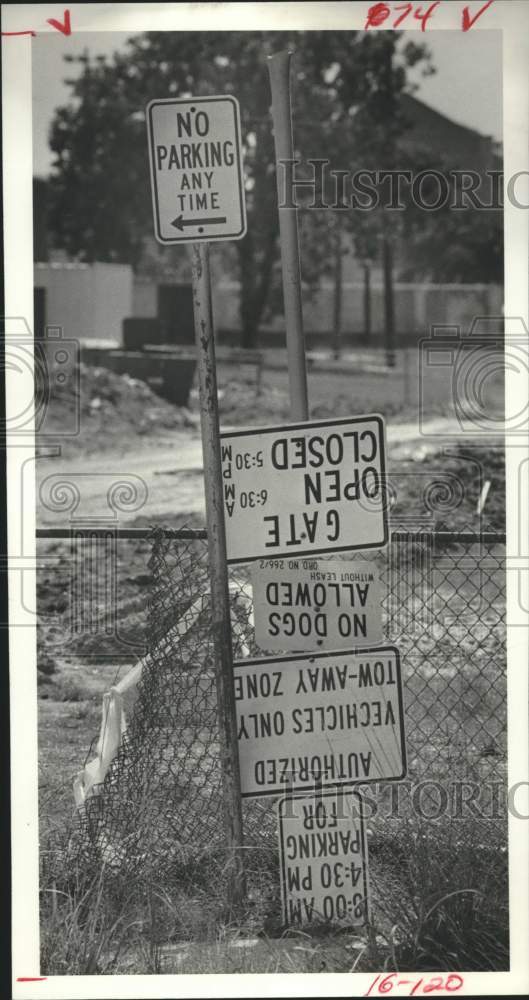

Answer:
[43,364,198,453]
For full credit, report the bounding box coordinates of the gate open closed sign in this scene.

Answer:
[146,95,246,244]
[221,416,388,564]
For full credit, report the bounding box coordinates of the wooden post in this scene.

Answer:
[190,241,245,909]
[268,50,309,421]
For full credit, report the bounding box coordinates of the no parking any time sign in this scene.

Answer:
[146,95,247,244]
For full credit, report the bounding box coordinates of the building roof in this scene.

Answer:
[399,93,501,170]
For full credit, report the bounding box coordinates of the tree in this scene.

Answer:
[299,35,434,360]
[47,31,431,346]
[398,152,503,283]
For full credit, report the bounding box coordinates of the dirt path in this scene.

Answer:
[36,417,461,524]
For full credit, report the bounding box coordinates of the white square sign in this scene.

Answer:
[146,95,246,244]
[234,646,406,797]
[278,790,370,927]
[251,558,383,651]
[221,415,388,564]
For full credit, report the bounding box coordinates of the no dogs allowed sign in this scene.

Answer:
[146,96,247,243]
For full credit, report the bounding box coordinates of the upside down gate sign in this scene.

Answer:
[220,416,388,564]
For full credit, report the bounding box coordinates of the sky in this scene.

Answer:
[32,29,503,177]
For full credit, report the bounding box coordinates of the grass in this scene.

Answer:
[37,530,508,975]
[40,806,509,974]
[369,820,509,972]
[37,551,508,976]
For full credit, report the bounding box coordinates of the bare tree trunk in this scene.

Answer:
[382,228,396,368]
[237,227,277,349]
[332,216,344,360]
[363,261,371,341]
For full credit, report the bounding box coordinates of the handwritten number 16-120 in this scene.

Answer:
[365,0,494,31]
[364,973,464,995]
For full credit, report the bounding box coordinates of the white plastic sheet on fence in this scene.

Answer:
[73,581,253,807]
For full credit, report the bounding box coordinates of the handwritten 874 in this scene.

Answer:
[365,0,494,32]
[364,973,464,995]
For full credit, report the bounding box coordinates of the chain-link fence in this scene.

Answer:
[60,526,507,927]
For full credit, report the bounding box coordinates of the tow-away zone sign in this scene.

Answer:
[251,558,383,651]
[146,95,246,244]
[234,646,406,798]
[278,790,369,927]
[221,415,388,564]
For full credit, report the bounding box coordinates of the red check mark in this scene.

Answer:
[47,9,71,36]
[462,0,494,31]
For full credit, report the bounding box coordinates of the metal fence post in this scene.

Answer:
[190,241,246,909]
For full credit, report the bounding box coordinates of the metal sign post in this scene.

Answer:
[147,93,248,909]
[190,242,245,908]
[268,51,309,421]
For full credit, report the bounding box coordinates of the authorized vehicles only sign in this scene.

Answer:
[234,646,406,797]
[251,558,383,651]
[146,95,246,244]
[221,416,388,564]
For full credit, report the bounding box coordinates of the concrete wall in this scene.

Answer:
[37,262,502,348]
[132,277,158,318]
[212,280,503,340]
[34,262,133,344]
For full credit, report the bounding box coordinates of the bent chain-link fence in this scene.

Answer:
[71,525,507,912]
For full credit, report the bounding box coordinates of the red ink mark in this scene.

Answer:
[378,974,397,993]
[1,30,36,37]
[365,2,391,28]
[461,0,494,31]
[363,974,464,997]
[393,3,413,28]
[16,978,47,982]
[423,978,441,993]
[413,1,441,30]
[46,9,71,35]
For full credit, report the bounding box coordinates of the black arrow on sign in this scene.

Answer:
[171,215,227,231]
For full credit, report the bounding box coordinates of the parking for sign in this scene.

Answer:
[146,95,246,244]
[278,790,370,927]
[221,416,388,564]
[234,646,406,798]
